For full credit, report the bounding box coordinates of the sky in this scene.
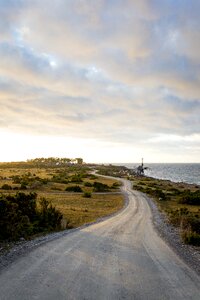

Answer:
[0,0,200,163]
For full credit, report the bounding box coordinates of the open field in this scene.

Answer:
[38,192,124,228]
[0,163,124,243]
[0,166,120,193]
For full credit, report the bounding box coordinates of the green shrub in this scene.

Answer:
[65,185,83,192]
[89,174,97,180]
[169,187,181,195]
[12,175,21,184]
[180,215,200,234]
[153,188,166,200]
[38,198,63,231]
[93,181,109,192]
[51,175,68,184]
[84,182,93,187]
[181,230,200,246]
[178,190,200,205]
[20,182,27,190]
[83,192,92,198]
[138,181,146,186]
[169,208,200,246]
[112,182,121,188]
[70,174,83,183]
[1,184,12,190]
[144,187,152,194]
[135,186,145,192]
[169,208,190,226]
[0,192,63,241]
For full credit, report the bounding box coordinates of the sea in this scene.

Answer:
[115,163,200,186]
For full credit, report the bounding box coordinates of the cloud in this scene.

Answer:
[0,0,199,161]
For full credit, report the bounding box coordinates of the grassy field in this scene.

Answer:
[0,163,124,234]
[38,192,124,228]
[0,167,120,193]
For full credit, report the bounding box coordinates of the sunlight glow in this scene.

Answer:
[1,130,198,164]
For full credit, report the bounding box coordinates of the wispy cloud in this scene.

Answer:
[0,0,199,162]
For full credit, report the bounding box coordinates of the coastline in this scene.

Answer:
[119,162,200,186]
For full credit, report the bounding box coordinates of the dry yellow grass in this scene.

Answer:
[0,168,120,193]
[90,176,120,186]
[0,165,124,229]
[38,192,124,228]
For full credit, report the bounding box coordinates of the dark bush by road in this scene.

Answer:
[65,185,83,192]
[0,192,63,241]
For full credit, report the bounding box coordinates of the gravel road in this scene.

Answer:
[0,179,199,300]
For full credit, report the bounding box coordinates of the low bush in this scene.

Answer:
[169,207,190,226]
[169,187,181,195]
[83,192,92,198]
[152,188,166,200]
[134,185,167,200]
[181,230,200,246]
[89,174,97,180]
[11,174,50,187]
[70,174,83,183]
[169,208,200,245]
[93,181,109,192]
[20,182,27,190]
[1,184,12,190]
[38,198,63,231]
[178,190,200,205]
[84,182,93,187]
[112,182,121,188]
[51,175,68,184]
[65,185,83,192]
[0,192,63,241]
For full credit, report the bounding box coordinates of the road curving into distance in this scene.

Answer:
[0,178,199,299]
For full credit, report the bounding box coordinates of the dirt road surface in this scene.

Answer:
[0,179,199,299]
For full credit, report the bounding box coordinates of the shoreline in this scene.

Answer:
[121,163,200,186]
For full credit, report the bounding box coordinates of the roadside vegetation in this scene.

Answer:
[0,192,63,241]
[0,159,123,247]
[132,176,200,246]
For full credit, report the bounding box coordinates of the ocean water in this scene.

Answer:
[117,163,200,186]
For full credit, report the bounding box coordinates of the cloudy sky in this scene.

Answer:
[0,0,200,163]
